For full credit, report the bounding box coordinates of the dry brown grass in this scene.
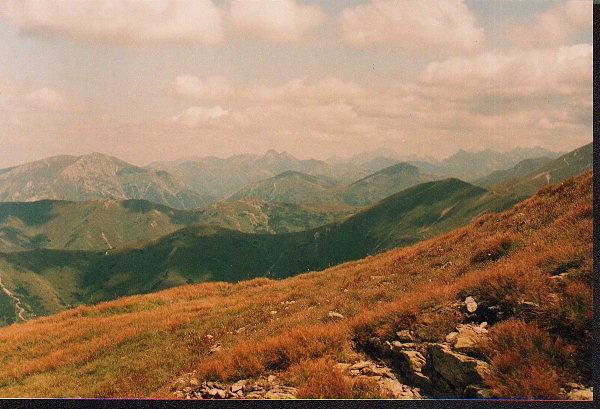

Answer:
[0,171,591,399]
[482,319,576,399]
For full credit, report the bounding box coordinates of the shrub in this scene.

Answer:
[483,319,575,399]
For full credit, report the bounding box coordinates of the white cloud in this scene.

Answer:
[25,87,88,113]
[171,106,229,128]
[172,75,235,100]
[171,75,364,105]
[1,0,224,45]
[502,0,593,48]
[419,44,592,97]
[228,0,325,43]
[338,0,485,54]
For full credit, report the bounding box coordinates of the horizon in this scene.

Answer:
[0,0,592,168]
[0,143,577,170]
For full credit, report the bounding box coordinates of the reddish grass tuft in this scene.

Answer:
[483,319,576,399]
[290,357,354,399]
[470,234,517,263]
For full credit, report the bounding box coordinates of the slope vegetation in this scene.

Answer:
[0,178,515,323]
[227,163,435,206]
[0,198,356,252]
[0,171,591,398]
[491,142,592,197]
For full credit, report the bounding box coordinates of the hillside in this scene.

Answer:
[472,157,554,187]
[0,178,517,324]
[227,163,435,206]
[410,147,562,181]
[334,163,435,206]
[491,143,592,197]
[0,153,212,209]
[148,150,373,199]
[0,198,356,252]
[225,171,342,204]
[0,171,591,399]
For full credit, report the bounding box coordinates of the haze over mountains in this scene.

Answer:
[0,153,212,209]
[0,146,566,209]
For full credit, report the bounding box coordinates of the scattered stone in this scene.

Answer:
[269,310,278,315]
[205,334,214,339]
[465,296,478,313]
[189,378,199,387]
[349,361,371,370]
[567,386,593,401]
[399,350,427,373]
[452,324,488,355]
[328,311,345,319]
[231,380,247,393]
[445,332,459,344]
[396,330,414,342]
[209,343,222,353]
[391,341,419,350]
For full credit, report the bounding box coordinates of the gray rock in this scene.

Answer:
[445,332,459,344]
[350,361,371,370]
[428,343,491,394]
[465,296,478,313]
[399,350,427,373]
[231,379,247,393]
[567,387,593,401]
[453,324,488,354]
[396,329,414,342]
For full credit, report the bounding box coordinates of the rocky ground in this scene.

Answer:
[171,296,593,400]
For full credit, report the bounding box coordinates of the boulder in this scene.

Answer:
[230,379,247,393]
[452,324,488,355]
[428,344,491,395]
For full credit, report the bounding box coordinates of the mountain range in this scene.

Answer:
[0,143,591,326]
[0,153,212,209]
[0,146,566,208]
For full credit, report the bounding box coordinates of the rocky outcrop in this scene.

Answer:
[336,360,422,399]
[171,373,297,400]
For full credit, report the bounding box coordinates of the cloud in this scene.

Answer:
[172,75,235,100]
[171,74,364,105]
[25,87,88,113]
[0,0,224,45]
[418,44,592,98]
[171,106,229,128]
[502,0,593,48]
[338,0,485,54]
[228,0,325,43]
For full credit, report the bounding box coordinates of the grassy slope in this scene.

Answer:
[0,178,515,321]
[472,157,553,187]
[0,199,357,252]
[491,142,592,197]
[0,171,591,398]
[226,163,435,206]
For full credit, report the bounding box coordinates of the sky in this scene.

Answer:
[0,0,593,168]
